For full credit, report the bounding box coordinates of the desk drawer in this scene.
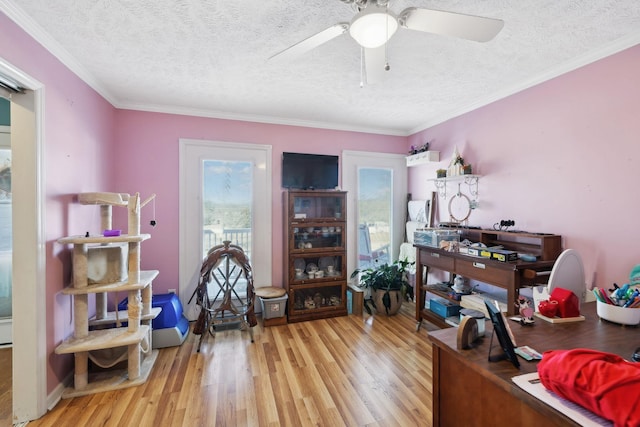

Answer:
[420,249,454,271]
[456,259,514,288]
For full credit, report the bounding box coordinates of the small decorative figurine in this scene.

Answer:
[516,296,535,325]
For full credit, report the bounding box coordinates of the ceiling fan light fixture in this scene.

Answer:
[349,6,398,48]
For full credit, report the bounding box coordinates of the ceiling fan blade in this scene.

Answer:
[269,23,349,61]
[364,46,386,84]
[399,7,504,42]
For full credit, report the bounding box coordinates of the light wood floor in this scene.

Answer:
[0,348,10,426]
[25,303,438,427]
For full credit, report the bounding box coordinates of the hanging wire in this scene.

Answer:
[150,196,157,226]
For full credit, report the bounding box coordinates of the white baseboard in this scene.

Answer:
[46,371,71,411]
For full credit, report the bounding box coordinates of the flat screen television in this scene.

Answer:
[281,152,339,190]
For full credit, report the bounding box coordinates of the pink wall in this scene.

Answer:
[1,12,117,392]
[3,9,405,396]
[112,112,406,291]
[4,5,639,400]
[408,44,640,291]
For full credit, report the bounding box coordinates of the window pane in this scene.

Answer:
[357,168,392,269]
[202,160,252,298]
[202,160,253,257]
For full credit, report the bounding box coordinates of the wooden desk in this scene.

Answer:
[428,303,638,426]
[415,235,558,329]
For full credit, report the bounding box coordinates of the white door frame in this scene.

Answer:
[0,58,48,422]
[342,150,407,278]
[178,139,272,320]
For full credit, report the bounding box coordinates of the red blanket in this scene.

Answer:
[538,348,640,427]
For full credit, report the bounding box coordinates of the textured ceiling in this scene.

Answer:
[3,0,640,135]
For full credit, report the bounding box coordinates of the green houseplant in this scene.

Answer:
[351,259,414,315]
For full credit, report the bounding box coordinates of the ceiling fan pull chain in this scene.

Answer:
[384,2,391,71]
[360,46,365,88]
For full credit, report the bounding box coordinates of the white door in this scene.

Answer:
[0,60,47,422]
[342,151,407,277]
[179,139,272,320]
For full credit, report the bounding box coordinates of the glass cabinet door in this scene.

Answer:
[289,283,346,316]
[291,224,344,253]
[290,193,345,221]
[290,254,344,284]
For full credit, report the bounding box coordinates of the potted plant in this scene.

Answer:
[462,164,473,175]
[350,259,414,315]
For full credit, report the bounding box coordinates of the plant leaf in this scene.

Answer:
[383,291,391,314]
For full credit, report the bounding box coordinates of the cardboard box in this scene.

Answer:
[467,247,481,257]
[429,296,461,318]
[491,249,518,263]
[480,249,493,258]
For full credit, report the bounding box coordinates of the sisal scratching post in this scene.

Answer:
[127,291,141,333]
[74,352,89,390]
[127,343,141,381]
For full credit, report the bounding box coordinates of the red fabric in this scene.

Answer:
[538,349,640,427]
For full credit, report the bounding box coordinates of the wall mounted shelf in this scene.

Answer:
[429,174,480,199]
[406,151,440,167]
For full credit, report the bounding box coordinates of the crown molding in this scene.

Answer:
[0,0,118,105]
[5,0,636,138]
[0,0,407,137]
[120,102,408,136]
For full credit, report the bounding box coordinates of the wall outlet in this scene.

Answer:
[168,288,176,294]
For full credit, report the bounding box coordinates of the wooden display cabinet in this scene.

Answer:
[284,190,347,322]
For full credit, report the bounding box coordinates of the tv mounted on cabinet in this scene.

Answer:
[281,152,339,190]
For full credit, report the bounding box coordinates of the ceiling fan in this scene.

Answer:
[269,0,504,84]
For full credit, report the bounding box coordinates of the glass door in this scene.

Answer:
[179,140,272,320]
[201,160,252,298]
[342,150,407,276]
[202,160,253,258]
[357,168,392,269]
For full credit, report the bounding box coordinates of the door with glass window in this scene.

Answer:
[179,140,272,320]
[357,168,392,269]
[342,151,407,276]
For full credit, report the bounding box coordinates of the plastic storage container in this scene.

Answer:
[260,294,288,320]
[414,228,460,248]
[596,300,640,325]
[429,296,461,318]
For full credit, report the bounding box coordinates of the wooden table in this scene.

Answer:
[414,244,556,328]
[428,302,637,426]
